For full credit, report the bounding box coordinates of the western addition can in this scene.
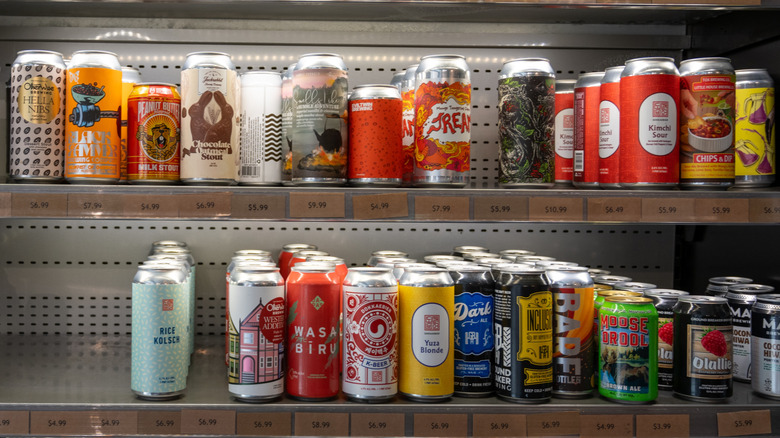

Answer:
[414,54,471,187]
[679,57,736,190]
[555,79,576,185]
[401,64,419,186]
[494,265,552,403]
[9,50,66,182]
[751,294,780,400]
[498,58,555,188]
[707,276,753,297]
[348,84,403,186]
[673,296,733,402]
[342,267,399,402]
[291,53,349,185]
[180,51,240,185]
[598,66,623,189]
[239,71,283,185]
[573,72,605,188]
[121,67,142,183]
[228,265,285,402]
[127,83,181,184]
[619,57,680,189]
[65,50,122,183]
[598,296,658,403]
[727,284,775,382]
[735,69,775,187]
[644,289,690,389]
[399,267,455,401]
[281,63,296,185]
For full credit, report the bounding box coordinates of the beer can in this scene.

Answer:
[587,268,611,277]
[613,281,657,294]
[488,262,532,282]
[594,290,644,381]
[423,254,463,264]
[368,250,409,267]
[598,296,658,403]
[390,70,405,89]
[706,276,753,297]
[121,67,142,183]
[131,264,188,400]
[392,263,432,282]
[573,72,605,188]
[494,265,552,403]
[228,265,285,402]
[399,267,455,401]
[281,63,296,185]
[401,64,419,186]
[751,294,780,400]
[593,275,632,289]
[620,57,680,189]
[673,296,733,402]
[65,50,122,183]
[679,57,736,190]
[735,69,775,187]
[239,71,283,185]
[286,262,341,400]
[555,79,576,185]
[498,58,556,188]
[278,243,317,280]
[151,248,196,356]
[727,284,775,382]
[414,54,471,187]
[150,240,188,253]
[462,252,501,262]
[288,250,330,273]
[500,249,536,260]
[514,255,556,264]
[234,249,274,260]
[180,51,240,185]
[127,83,181,184]
[644,289,690,389]
[452,245,489,258]
[342,267,399,402]
[598,66,624,189]
[291,53,349,185]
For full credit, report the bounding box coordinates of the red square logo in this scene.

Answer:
[424,314,440,331]
[371,371,383,382]
[563,115,574,129]
[600,108,610,123]
[653,101,669,117]
[162,299,174,311]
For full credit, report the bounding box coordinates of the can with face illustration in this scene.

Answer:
[401,64,419,186]
[281,63,296,186]
[644,289,689,389]
[239,71,283,185]
[573,72,605,188]
[735,69,775,187]
[127,83,181,184]
[598,66,623,189]
[555,79,576,185]
[121,67,142,183]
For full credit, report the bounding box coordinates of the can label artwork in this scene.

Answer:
[657,313,675,388]
[735,86,775,178]
[454,290,494,394]
[751,311,780,398]
[401,87,416,183]
[573,86,600,184]
[348,98,403,180]
[240,83,282,184]
[599,309,657,402]
[281,76,294,183]
[729,301,752,381]
[553,286,596,394]
[127,86,181,182]
[554,92,575,182]
[598,81,620,185]
[414,81,471,174]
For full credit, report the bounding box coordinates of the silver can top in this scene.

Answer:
[678,295,728,305]
[424,255,463,263]
[402,64,419,91]
[613,281,657,292]
[555,79,576,94]
[593,275,633,285]
[14,50,65,68]
[601,66,625,84]
[644,289,690,299]
[122,67,142,83]
[515,255,556,263]
[575,71,605,88]
[622,57,678,78]
[134,264,187,284]
[726,284,775,301]
[679,57,734,76]
[69,50,121,70]
[282,243,317,252]
[499,249,536,259]
[400,266,454,287]
[350,84,401,101]
[183,52,234,70]
[500,58,555,79]
[295,53,347,71]
[343,267,397,287]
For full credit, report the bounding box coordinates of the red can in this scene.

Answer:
[278,243,317,280]
[573,72,604,188]
[288,250,329,274]
[127,83,181,184]
[286,262,341,400]
[599,67,623,189]
[554,80,576,185]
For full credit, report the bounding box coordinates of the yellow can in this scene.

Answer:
[735,69,775,187]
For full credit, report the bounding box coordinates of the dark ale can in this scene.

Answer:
[735,69,775,188]
[706,276,753,297]
[281,63,296,185]
[727,284,775,382]
[598,66,623,189]
[554,79,576,185]
[573,72,605,188]
[751,294,780,400]
[127,83,181,184]
[644,289,690,389]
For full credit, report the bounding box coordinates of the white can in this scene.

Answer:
[239,71,283,185]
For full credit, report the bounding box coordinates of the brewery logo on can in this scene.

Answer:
[240,72,283,185]
[598,66,623,189]
[554,80,576,185]
[573,72,604,188]
[751,294,780,400]
[735,69,775,188]
[127,83,181,183]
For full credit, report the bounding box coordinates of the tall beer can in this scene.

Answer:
[401,64,419,186]
[399,267,455,401]
[65,50,122,183]
[278,243,317,280]
[390,70,405,90]
[281,63,296,185]
[121,67,142,183]
[573,72,605,188]
[127,83,181,184]
[751,294,780,400]
[645,289,690,389]
[342,268,399,402]
[554,79,576,185]
[239,71,282,185]
[151,248,196,356]
[598,66,623,189]
[414,55,471,187]
[498,58,555,188]
[735,69,775,187]
[727,284,775,382]
[180,51,240,185]
[10,50,67,182]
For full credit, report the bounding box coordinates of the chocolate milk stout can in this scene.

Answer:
[414,54,471,187]
[735,69,775,187]
[554,79,576,185]
[573,72,605,188]
[121,67,142,183]
[127,83,181,184]
[751,294,780,400]
[10,50,66,182]
[645,289,689,389]
[239,71,283,185]
[180,51,240,185]
[65,50,122,183]
[401,64,419,186]
[281,63,296,185]
[598,66,623,189]
[727,284,774,382]
[291,53,349,185]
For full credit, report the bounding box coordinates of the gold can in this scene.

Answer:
[127,83,181,184]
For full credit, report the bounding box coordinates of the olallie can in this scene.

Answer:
[644,288,690,389]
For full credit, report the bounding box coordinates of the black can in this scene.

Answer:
[644,289,690,390]
[494,265,552,403]
[726,284,775,382]
[706,276,752,297]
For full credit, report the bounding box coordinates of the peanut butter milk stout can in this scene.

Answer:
[239,71,283,185]
[180,51,240,185]
[735,69,775,187]
[121,67,142,183]
[127,83,181,184]
[573,72,604,188]
[554,79,576,186]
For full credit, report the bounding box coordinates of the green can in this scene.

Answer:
[598,296,658,403]
[594,290,643,386]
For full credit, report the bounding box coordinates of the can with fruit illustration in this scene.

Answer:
[751,294,780,400]
[726,284,774,382]
[645,289,689,389]
[735,69,775,188]
[554,80,576,185]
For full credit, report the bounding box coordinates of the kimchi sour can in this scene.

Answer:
[573,72,604,189]
[127,83,181,184]
[555,79,576,185]
[598,66,623,189]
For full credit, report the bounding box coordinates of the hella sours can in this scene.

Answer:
[554,79,576,185]
[401,64,419,186]
[706,276,753,297]
[751,294,780,400]
[573,72,605,188]
[127,83,181,184]
[598,66,623,189]
[281,63,296,185]
[644,288,690,389]
[727,284,775,382]
[121,66,142,183]
[239,71,283,185]
[735,69,775,187]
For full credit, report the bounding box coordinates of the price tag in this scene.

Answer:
[294,412,348,437]
[11,193,68,217]
[289,192,345,218]
[178,192,231,218]
[0,193,11,217]
[413,413,468,437]
[231,194,286,219]
[0,411,29,435]
[30,411,90,435]
[414,196,470,221]
[528,197,583,221]
[473,413,526,437]
[635,414,689,438]
[526,411,580,437]
[694,198,749,223]
[353,192,409,220]
[473,196,529,221]
[641,198,696,223]
[122,194,179,218]
[237,412,291,436]
[181,409,236,436]
[67,193,122,217]
[137,410,181,435]
[351,413,405,437]
[580,414,633,438]
[717,410,772,437]
[91,411,137,435]
[749,198,780,223]
[587,197,642,222]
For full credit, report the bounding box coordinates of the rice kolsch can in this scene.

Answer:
[239,71,282,185]
[348,84,403,186]
[735,69,775,187]
[399,267,454,401]
[727,284,775,382]
[645,289,690,389]
[494,265,552,402]
[498,58,555,188]
[342,267,399,402]
[281,63,296,185]
[598,66,623,189]
[554,79,576,185]
[401,64,419,186]
[228,265,285,402]
[673,296,733,401]
[180,51,240,185]
[573,72,605,188]
[751,294,780,400]
[65,50,122,183]
[121,67,142,183]
[10,50,66,182]
[127,83,181,184]
[679,57,736,190]
[414,54,471,187]
[291,53,349,185]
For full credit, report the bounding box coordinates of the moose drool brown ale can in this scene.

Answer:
[555,79,576,185]
[598,66,623,189]
[127,83,181,184]
[401,64,419,186]
[573,72,605,188]
[735,69,775,187]
[239,71,283,185]
[727,284,774,382]
[751,294,780,400]
[645,289,689,389]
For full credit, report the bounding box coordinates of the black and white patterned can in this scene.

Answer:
[239,71,283,185]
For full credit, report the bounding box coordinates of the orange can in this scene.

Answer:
[127,83,181,184]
